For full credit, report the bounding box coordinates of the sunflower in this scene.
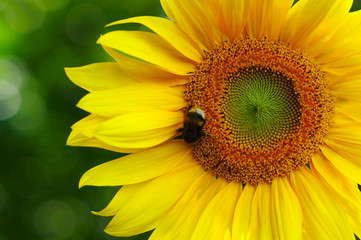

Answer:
[66,0,361,239]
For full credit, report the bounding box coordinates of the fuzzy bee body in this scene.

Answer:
[181,107,206,143]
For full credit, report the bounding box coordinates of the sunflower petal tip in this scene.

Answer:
[66,138,73,146]
[78,174,88,189]
[96,35,104,44]
[66,132,77,146]
[91,210,99,215]
[75,99,84,109]
[104,224,122,236]
[104,226,115,235]
[64,67,75,80]
[105,22,115,28]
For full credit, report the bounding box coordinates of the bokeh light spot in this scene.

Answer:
[33,200,77,239]
[0,0,8,12]
[0,59,23,88]
[9,89,46,131]
[4,0,45,33]
[0,80,21,121]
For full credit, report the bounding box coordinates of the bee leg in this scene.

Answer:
[187,104,193,111]
[202,131,212,138]
[201,119,207,128]
[176,127,184,133]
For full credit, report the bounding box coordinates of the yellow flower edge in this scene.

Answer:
[66,0,361,239]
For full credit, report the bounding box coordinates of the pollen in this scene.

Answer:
[184,37,334,184]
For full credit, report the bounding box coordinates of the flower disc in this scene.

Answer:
[185,37,335,184]
[223,66,301,149]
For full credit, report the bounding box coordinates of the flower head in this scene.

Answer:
[66,0,361,239]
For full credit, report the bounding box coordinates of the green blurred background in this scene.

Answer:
[1,0,361,239]
[0,0,161,239]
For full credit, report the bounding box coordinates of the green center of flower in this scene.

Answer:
[185,37,334,184]
[223,67,301,149]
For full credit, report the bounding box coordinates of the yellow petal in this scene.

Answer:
[321,144,361,184]
[246,0,293,39]
[160,0,222,51]
[270,177,302,240]
[67,129,92,145]
[318,55,361,78]
[70,114,106,138]
[93,182,148,217]
[336,100,361,122]
[248,183,272,240]
[321,53,361,76]
[77,83,185,117]
[95,158,202,217]
[149,170,214,240]
[94,110,183,149]
[191,181,241,240]
[107,16,202,63]
[177,177,229,240]
[327,123,361,145]
[67,130,140,153]
[290,168,354,240]
[97,31,195,75]
[322,126,361,183]
[79,140,191,187]
[104,47,188,86]
[266,0,294,39]
[332,111,356,126]
[332,69,361,103]
[67,115,142,153]
[223,230,231,240]
[65,62,136,92]
[209,0,249,41]
[281,0,352,50]
[207,0,249,41]
[105,160,202,237]
[232,183,256,240]
[312,153,361,237]
[310,10,361,65]
[313,152,361,208]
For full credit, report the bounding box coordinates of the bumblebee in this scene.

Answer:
[179,107,206,143]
